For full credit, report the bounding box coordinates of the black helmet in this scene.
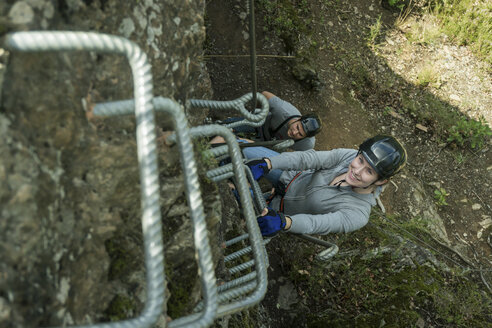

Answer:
[300,114,322,138]
[359,135,407,179]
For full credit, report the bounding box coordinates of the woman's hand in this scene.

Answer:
[246,158,270,180]
[257,208,287,237]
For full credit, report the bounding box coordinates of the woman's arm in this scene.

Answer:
[285,208,369,235]
[268,148,354,171]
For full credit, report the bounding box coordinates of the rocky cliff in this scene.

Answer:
[0,1,221,326]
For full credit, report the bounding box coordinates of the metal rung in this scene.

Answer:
[228,260,254,275]
[225,233,250,247]
[174,124,269,318]
[217,272,257,293]
[4,31,169,328]
[5,29,335,328]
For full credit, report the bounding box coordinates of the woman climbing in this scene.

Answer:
[246,135,407,237]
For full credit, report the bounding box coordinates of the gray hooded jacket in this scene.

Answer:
[260,96,315,151]
[268,149,381,235]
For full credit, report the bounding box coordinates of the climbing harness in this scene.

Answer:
[279,171,303,212]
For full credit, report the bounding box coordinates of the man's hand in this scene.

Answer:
[257,208,286,237]
[246,158,270,180]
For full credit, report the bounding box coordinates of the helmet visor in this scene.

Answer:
[301,117,320,136]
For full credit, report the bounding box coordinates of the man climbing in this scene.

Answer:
[226,91,322,151]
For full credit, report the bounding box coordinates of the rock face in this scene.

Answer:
[0,1,219,326]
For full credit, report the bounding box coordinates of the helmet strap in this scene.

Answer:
[336,178,374,191]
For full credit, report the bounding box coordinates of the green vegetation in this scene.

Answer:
[367,15,383,48]
[398,92,491,150]
[259,0,311,38]
[282,211,490,326]
[258,0,317,62]
[453,151,468,165]
[194,137,218,169]
[105,295,136,321]
[388,0,406,11]
[447,116,492,149]
[433,187,449,206]
[166,262,196,318]
[105,238,135,280]
[404,14,442,45]
[432,0,492,66]
[416,62,439,87]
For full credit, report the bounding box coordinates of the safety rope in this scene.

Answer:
[247,0,257,111]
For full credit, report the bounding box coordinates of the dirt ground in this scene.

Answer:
[204,0,491,325]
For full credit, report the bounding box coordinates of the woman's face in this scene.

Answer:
[346,154,384,188]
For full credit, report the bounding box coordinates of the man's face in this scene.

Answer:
[287,119,307,140]
[346,154,385,188]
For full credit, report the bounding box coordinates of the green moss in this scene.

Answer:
[165,263,196,318]
[104,238,134,280]
[194,137,218,170]
[105,295,136,321]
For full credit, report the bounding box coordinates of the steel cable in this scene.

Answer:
[247,0,257,110]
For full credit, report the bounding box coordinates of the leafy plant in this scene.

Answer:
[367,15,382,47]
[195,138,218,169]
[453,152,468,165]
[447,116,492,149]
[434,187,449,206]
[388,0,406,11]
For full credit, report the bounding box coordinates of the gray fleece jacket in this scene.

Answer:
[268,148,381,235]
[260,96,315,151]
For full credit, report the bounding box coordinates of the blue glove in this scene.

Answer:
[257,209,286,237]
[246,159,270,180]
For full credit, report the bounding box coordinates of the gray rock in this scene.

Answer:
[277,280,298,310]
[8,1,34,25]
